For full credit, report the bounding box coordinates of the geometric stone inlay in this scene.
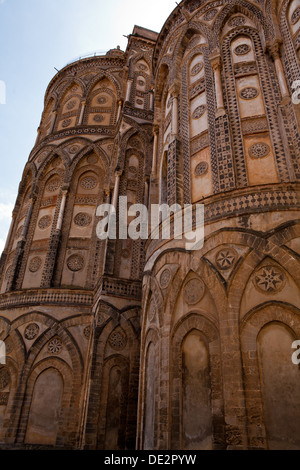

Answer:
[47,338,63,355]
[249,143,271,159]
[203,8,218,21]
[192,105,206,119]
[38,215,52,230]
[215,248,237,270]
[229,16,246,27]
[234,44,251,56]
[291,7,300,25]
[62,119,72,128]
[29,257,42,273]
[97,96,107,105]
[195,161,209,176]
[66,254,85,272]
[24,323,40,340]
[183,278,205,304]
[254,265,286,293]
[74,212,92,227]
[240,87,259,100]
[83,326,91,340]
[66,100,76,110]
[93,115,105,123]
[108,328,127,351]
[160,269,171,289]
[191,63,204,76]
[46,177,61,193]
[80,176,98,190]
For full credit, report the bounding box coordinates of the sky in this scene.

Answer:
[0,0,177,254]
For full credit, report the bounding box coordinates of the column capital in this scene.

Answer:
[169,81,180,98]
[209,51,222,71]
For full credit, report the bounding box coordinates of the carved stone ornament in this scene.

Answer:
[240,87,259,100]
[66,254,85,272]
[24,323,40,340]
[93,114,105,123]
[183,278,205,304]
[47,338,63,355]
[46,177,61,193]
[192,105,206,119]
[215,248,237,270]
[234,44,251,55]
[291,7,300,25]
[249,143,271,159]
[108,328,127,351]
[254,265,286,293]
[29,257,42,273]
[191,63,204,76]
[74,212,92,227]
[160,269,171,289]
[80,176,98,190]
[203,9,218,21]
[229,16,246,27]
[38,215,52,230]
[195,161,209,176]
[62,118,72,128]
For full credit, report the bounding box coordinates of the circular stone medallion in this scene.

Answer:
[160,269,171,289]
[38,215,52,230]
[29,257,42,273]
[108,329,127,351]
[234,44,251,55]
[240,87,259,100]
[48,338,63,355]
[191,63,204,76]
[254,265,286,293]
[184,278,205,304]
[24,323,40,341]
[66,254,85,272]
[249,143,271,159]
[215,248,237,270]
[80,176,98,190]
[195,161,208,176]
[74,212,92,227]
[192,105,206,119]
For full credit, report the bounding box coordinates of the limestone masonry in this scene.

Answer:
[0,0,300,450]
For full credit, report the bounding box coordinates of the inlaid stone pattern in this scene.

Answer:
[254,266,286,293]
[46,178,61,193]
[191,63,204,76]
[160,269,171,289]
[47,338,63,355]
[93,115,105,123]
[192,105,206,119]
[108,329,127,351]
[38,215,52,230]
[29,257,42,273]
[184,279,205,304]
[240,87,259,100]
[84,326,91,340]
[229,16,246,27]
[234,44,251,56]
[215,248,237,271]
[291,7,300,25]
[0,369,10,390]
[66,254,85,272]
[66,100,76,110]
[74,212,92,227]
[80,176,98,190]
[195,161,209,176]
[203,8,218,21]
[5,266,12,281]
[62,119,72,128]
[24,323,40,341]
[249,143,270,159]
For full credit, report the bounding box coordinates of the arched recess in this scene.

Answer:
[220,11,290,187]
[55,154,106,289]
[131,58,152,110]
[97,355,130,450]
[21,162,64,290]
[84,77,117,127]
[170,314,224,450]
[20,357,73,446]
[0,360,18,443]
[142,338,159,450]
[55,82,83,132]
[286,0,300,60]
[40,97,56,138]
[241,304,300,449]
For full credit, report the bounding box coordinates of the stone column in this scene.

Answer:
[151,125,159,176]
[210,52,225,117]
[78,100,86,125]
[149,89,154,111]
[268,40,290,103]
[170,83,179,139]
[116,100,123,122]
[125,79,134,103]
[112,171,122,210]
[56,189,68,230]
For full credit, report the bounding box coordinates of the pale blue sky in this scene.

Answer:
[0,0,177,253]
